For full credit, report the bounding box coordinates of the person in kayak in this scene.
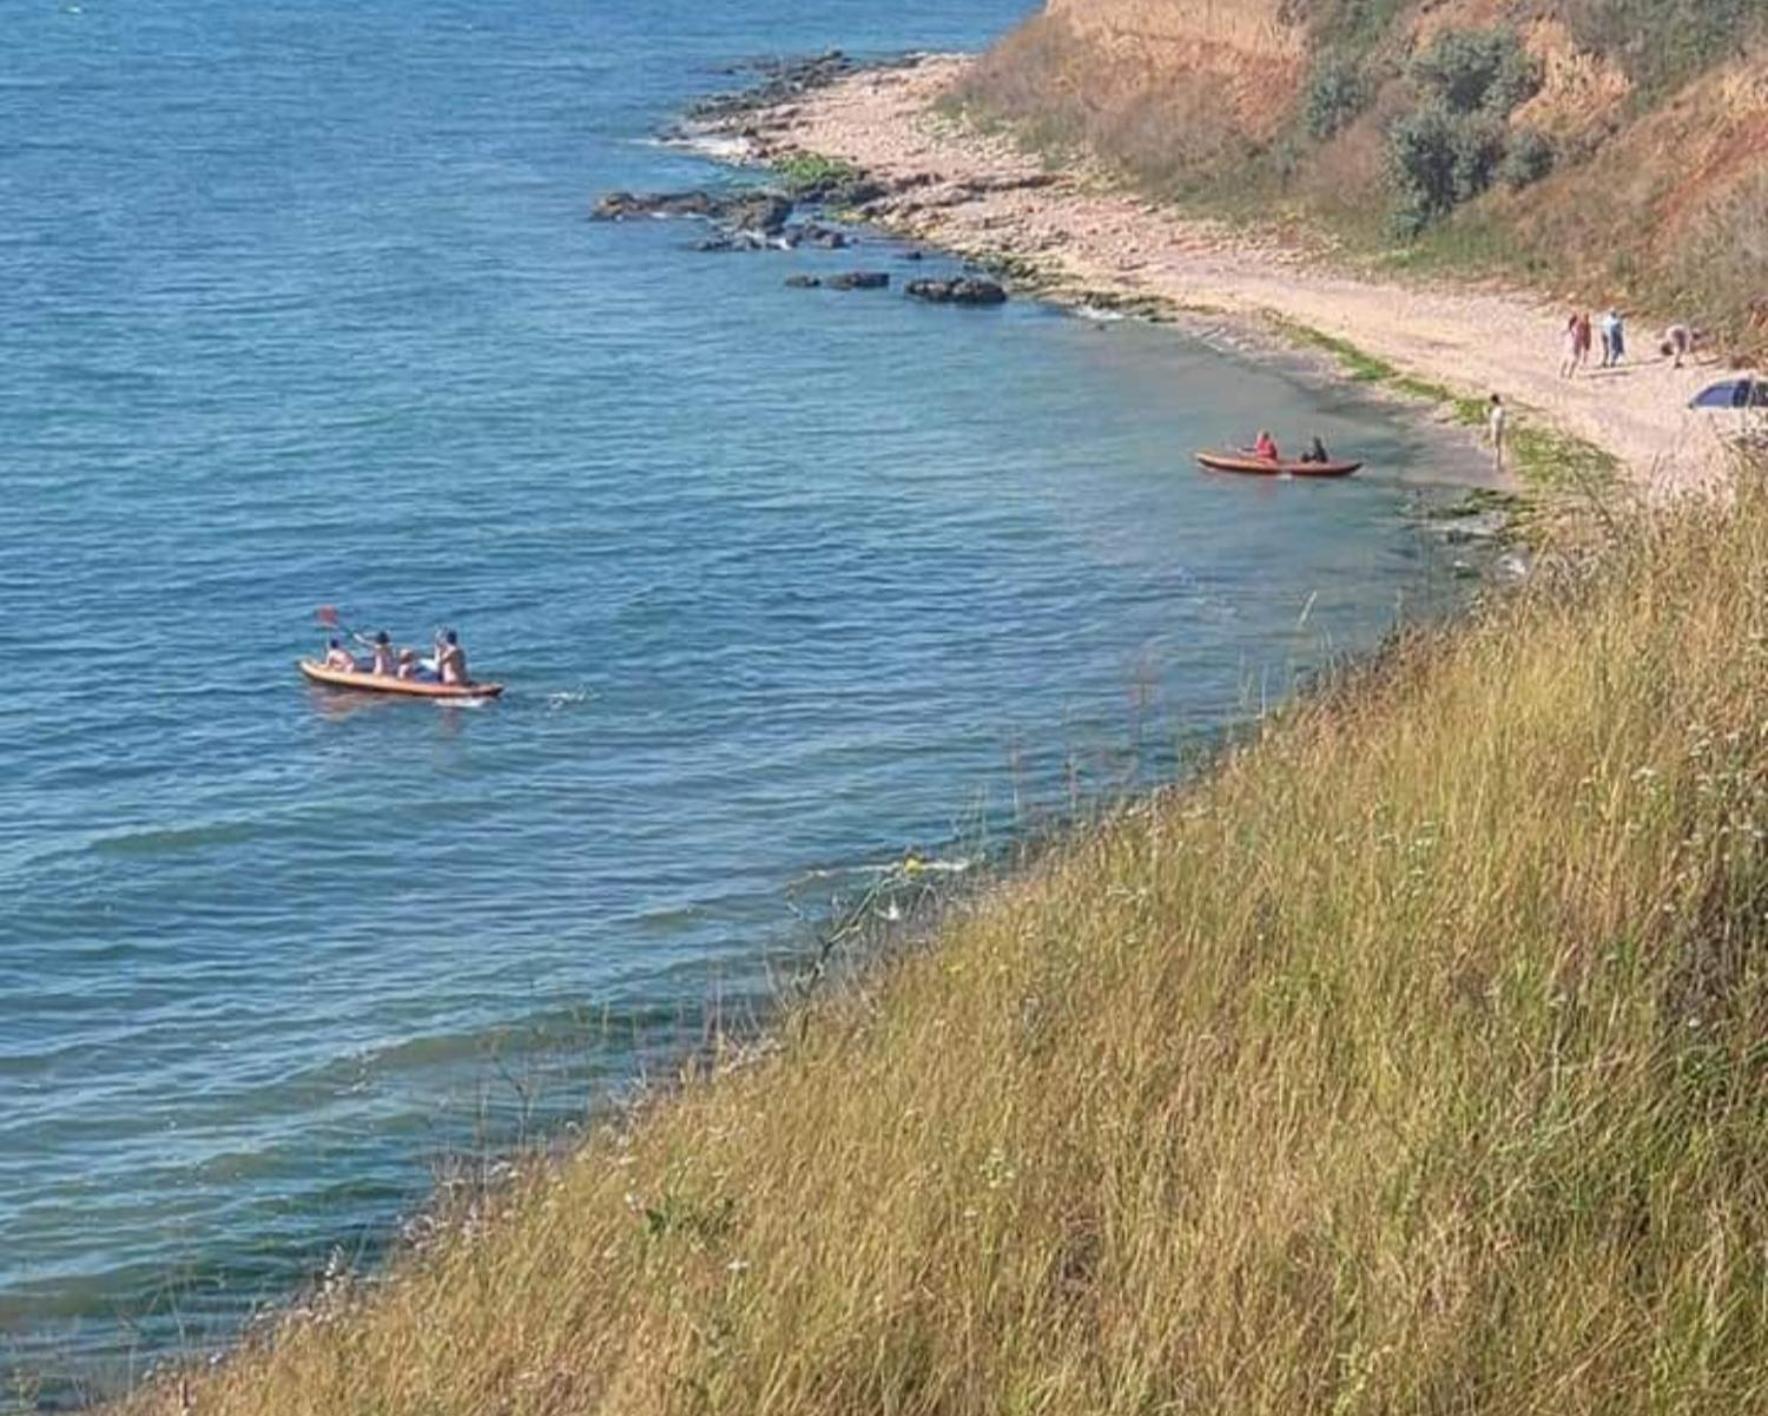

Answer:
[354,630,396,677]
[322,638,359,673]
[396,648,422,681]
[434,629,468,686]
[1252,430,1280,461]
[1300,434,1330,464]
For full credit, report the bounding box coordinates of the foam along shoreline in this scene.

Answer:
[702,53,1734,499]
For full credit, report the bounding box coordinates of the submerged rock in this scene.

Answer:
[904,276,1008,306]
[784,274,823,288]
[826,271,890,290]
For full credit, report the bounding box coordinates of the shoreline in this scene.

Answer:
[699,54,1732,500]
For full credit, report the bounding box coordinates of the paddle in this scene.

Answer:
[314,605,355,640]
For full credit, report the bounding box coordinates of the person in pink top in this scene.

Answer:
[1252,429,1280,462]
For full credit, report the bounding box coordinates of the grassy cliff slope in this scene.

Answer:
[129,485,1768,1412]
[951,0,1768,356]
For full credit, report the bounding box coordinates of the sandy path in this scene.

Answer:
[737,57,1731,497]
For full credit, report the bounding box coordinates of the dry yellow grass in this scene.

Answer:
[126,477,1768,1414]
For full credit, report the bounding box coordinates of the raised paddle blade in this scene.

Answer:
[315,605,341,628]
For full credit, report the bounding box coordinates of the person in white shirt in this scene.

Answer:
[1488,394,1507,474]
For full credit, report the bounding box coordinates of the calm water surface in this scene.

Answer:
[2,0,1476,1399]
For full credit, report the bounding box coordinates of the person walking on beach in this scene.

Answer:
[1601,308,1625,367]
[1560,313,1581,379]
[1487,393,1508,474]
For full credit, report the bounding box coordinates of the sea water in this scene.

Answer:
[2,0,1476,1400]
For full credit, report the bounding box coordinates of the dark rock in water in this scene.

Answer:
[685,50,861,125]
[899,249,925,262]
[905,277,1008,306]
[591,187,792,235]
[784,275,823,288]
[723,191,793,235]
[694,236,736,253]
[826,271,890,290]
[592,189,720,222]
[793,223,851,250]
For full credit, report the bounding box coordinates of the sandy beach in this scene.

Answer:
[727,56,1735,497]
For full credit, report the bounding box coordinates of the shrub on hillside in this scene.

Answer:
[1388,27,1545,233]
[1411,26,1541,116]
[1303,57,1367,140]
[1386,103,1464,234]
[1500,127,1557,190]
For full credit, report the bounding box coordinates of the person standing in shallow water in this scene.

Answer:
[1488,394,1507,475]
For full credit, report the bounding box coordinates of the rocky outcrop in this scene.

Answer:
[905,277,1008,306]
[591,189,793,235]
[784,271,891,291]
[685,51,860,125]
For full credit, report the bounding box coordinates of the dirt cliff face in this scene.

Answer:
[1037,0,1307,142]
[956,0,1768,348]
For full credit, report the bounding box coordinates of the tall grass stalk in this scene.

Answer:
[128,479,1768,1414]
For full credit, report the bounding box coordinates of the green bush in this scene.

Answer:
[1387,103,1464,234]
[1303,58,1367,140]
[1411,27,1541,116]
[1500,127,1557,190]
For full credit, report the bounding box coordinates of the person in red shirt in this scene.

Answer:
[1252,429,1280,462]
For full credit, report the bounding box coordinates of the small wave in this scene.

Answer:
[793,855,974,887]
[90,820,257,857]
[546,689,596,712]
[663,129,760,163]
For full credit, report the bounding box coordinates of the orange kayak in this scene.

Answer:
[297,660,504,699]
[1195,451,1363,478]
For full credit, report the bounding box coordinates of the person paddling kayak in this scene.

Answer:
[434,629,468,686]
[322,638,359,673]
[1252,430,1280,462]
[353,629,396,677]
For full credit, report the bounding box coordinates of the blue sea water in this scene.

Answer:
[1,0,1478,1401]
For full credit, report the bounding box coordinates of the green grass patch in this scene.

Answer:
[1272,318,1400,383]
[770,152,861,191]
[1511,420,1621,493]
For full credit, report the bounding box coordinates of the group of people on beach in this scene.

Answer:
[1558,308,1631,378]
[1560,308,1700,378]
[323,629,469,685]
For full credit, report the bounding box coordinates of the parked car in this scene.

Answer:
[1690,376,1768,451]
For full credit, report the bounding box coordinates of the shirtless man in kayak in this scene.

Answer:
[354,630,396,677]
[322,638,359,673]
[434,629,467,686]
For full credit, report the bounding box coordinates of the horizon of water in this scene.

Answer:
[2,0,1484,1404]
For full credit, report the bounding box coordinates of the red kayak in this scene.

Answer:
[298,660,504,699]
[1196,450,1363,478]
